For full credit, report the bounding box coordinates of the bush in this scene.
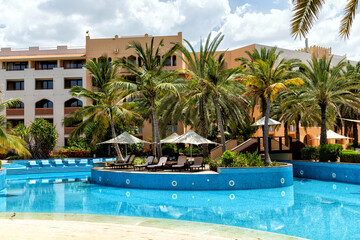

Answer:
[232,151,263,167]
[133,157,146,165]
[162,144,176,156]
[301,146,319,160]
[221,150,235,167]
[209,158,222,171]
[340,150,360,163]
[53,148,91,158]
[347,142,354,150]
[50,154,68,159]
[0,160,2,169]
[6,155,22,160]
[319,144,343,162]
[180,146,202,155]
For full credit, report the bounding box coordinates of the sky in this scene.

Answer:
[0,0,359,60]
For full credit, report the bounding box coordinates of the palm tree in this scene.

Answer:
[291,0,358,39]
[0,98,30,157]
[298,56,360,145]
[177,33,224,157]
[240,47,303,164]
[114,38,181,158]
[205,55,245,152]
[65,56,140,161]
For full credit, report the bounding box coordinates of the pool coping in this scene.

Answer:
[0,212,307,240]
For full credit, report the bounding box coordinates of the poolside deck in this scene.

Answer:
[93,165,217,174]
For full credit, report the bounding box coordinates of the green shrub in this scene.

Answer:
[301,146,319,160]
[319,144,343,162]
[209,158,222,171]
[347,142,354,150]
[340,150,360,163]
[162,144,176,156]
[181,146,202,155]
[0,160,2,169]
[50,154,68,159]
[232,151,264,167]
[203,158,211,164]
[221,150,235,167]
[134,157,146,165]
[6,155,22,160]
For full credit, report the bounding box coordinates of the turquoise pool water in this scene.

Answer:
[1,173,360,240]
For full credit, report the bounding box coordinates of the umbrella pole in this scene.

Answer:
[191,144,192,158]
[125,144,127,157]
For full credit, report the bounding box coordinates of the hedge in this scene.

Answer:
[340,150,360,163]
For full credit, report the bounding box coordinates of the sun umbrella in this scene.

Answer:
[160,132,180,144]
[312,130,353,140]
[251,116,281,126]
[98,131,151,156]
[169,130,218,157]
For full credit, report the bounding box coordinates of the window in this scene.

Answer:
[138,57,142,67]
[7,119,24,128]
[63,60,84,69]
[65,78,82,88]
[9,102,24,109]
[164,56,171,66]
[7,80,24,90]
[35,61,57,70]
[36,99,53,108]
[6,62,28,71]
[36,79,53,89]
[269,126,275,132]
[128,56,136,65]
[64,99,83,107]
[289,125,295,132]
[64,119,82,127]
[172,55,177,66]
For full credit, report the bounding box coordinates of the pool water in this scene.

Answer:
[1,174,360,240]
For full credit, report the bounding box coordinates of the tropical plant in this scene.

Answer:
[65,56,140,161]
[114,38,181,158]
[291,0,358,39]
[239,47,303,164]
[319,144,343,162]
[298,56,360,145]
[221,150,235,167]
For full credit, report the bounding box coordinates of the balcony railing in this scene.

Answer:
[64,127,76,135]
[64,107,80,114]
[35,108,53,115]
[6,109,24,116]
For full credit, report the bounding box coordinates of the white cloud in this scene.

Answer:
[0,0,358,60]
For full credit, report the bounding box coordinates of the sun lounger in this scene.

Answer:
[190,157,204,171]
[114,155,135,168]
[147,157,168,171]
[28,161,39,168]
[92,158,102,164]
[40,160,51,167]
[78,159,88,166]
[54,159,64,167]
[133,156,154,171]
[109,155,130,168]
[171,156,188,171]
[66,159,76,167]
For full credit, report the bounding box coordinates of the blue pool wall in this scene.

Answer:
[281,160,360,184]
[3,158,115,175]
[91,164,293,190]
[0,168,6,190]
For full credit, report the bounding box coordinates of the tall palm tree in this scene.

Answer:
[291,0,358,39]
[0,97,30,157]
[240,47,303,164]
[298,56,360,145]
[114,38,181,158]
[65,56,140,161]
[177,33,224,157]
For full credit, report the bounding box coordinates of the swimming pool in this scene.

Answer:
[1,173,360,240]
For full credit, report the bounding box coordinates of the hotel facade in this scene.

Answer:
[0,32,357,148]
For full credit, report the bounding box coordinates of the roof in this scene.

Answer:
[0,54,86,61]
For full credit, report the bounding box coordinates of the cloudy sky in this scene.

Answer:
[0,0,359,60]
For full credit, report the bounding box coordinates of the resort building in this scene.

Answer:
[0,32,357,148]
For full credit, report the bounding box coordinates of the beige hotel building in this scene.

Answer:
[0,32,356,148]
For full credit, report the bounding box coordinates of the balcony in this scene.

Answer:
[64,107,80,114]
[64,127,76,135]
[6,109,24,116]
[35,108,53,115]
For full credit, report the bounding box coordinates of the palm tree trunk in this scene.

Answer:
[296,120,300,140]
[213,96,226,153]
[320,104,327,145]
[260,95,267,135]
[150,97,162,158]
[199,97,209,158]
[353,122,358,148]
[151,116,156,156]
[263,94,272,165]
[284,121,289,146]
[110,118,123,161]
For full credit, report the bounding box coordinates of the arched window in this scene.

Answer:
[172,55,177,66]
[128,56,136,65]
[64,99,83,107]
[138,57,142,67]
[36,99,53,108]
[9,102,24,109]
[164,56,171,66]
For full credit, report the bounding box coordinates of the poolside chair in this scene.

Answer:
[28,161,39,168]
[40,160,51,167]
[133,156,154,171]
[54,159,64,167]
[78,159,88,166]
[66,159,77,167]
[109,155,129,168]
[147,157,168,171]
[189,157,204,172]
[92,158,102,164]
[171,156,188,171]
[113,155,135,169]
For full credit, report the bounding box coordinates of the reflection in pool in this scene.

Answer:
[1,175,360,240]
